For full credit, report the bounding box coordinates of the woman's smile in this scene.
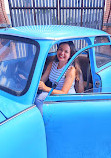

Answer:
[58,54,65,59]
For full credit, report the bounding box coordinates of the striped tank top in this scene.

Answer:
[49,61,76,94]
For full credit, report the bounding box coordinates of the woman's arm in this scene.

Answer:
[39,66,75,94]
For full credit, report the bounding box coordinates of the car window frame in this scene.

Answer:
[0,34,40,96]
[45,42,111,100]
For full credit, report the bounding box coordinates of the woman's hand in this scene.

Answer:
[38,81,47,91]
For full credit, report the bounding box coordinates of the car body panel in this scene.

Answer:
[0,106,47,158]
[0,94,33,120]
[43,99,111,158]
[98,66,111,92]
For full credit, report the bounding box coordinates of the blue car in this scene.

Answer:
[0,25,111,158]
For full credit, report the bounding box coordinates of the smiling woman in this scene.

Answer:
[35,41,78,114]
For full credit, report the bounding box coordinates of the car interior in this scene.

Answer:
[42,50,93,94]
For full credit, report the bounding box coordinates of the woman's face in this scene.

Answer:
[57,43,71,64]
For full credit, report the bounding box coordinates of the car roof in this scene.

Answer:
[0,25,109,40]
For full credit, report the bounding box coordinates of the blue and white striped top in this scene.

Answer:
[49,61,76,94]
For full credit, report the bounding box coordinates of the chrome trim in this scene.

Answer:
[0,105,36,126]
[0,32,109,41]
[44,98,111,104]
[97,64,111,73]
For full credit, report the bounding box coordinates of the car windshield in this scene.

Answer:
[0,36,39,96]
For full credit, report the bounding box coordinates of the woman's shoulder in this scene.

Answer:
[66,65,75,76]
[68,65,75,71]
[47,61,58,71]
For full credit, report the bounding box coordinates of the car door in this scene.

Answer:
[43,42,111,158]
[0,36,47,158]
[0,103,47,158]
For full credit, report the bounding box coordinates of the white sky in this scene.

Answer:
[4,0,10,14]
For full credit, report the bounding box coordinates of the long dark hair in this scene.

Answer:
[55,41,76,62]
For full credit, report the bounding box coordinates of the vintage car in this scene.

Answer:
[0,25,111,158]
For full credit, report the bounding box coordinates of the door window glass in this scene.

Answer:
[0,36,39,95]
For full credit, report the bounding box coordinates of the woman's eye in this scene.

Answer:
[59,48,62,51]
[65,51,68,53]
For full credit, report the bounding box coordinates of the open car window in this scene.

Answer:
[0,36,40,96]
[45,41,111,99]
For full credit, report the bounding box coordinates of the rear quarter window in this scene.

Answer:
[94,36,111,68]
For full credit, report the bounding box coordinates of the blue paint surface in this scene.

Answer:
[0,25,108,40]
[43,100,111,158]
[0,25,111,158]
